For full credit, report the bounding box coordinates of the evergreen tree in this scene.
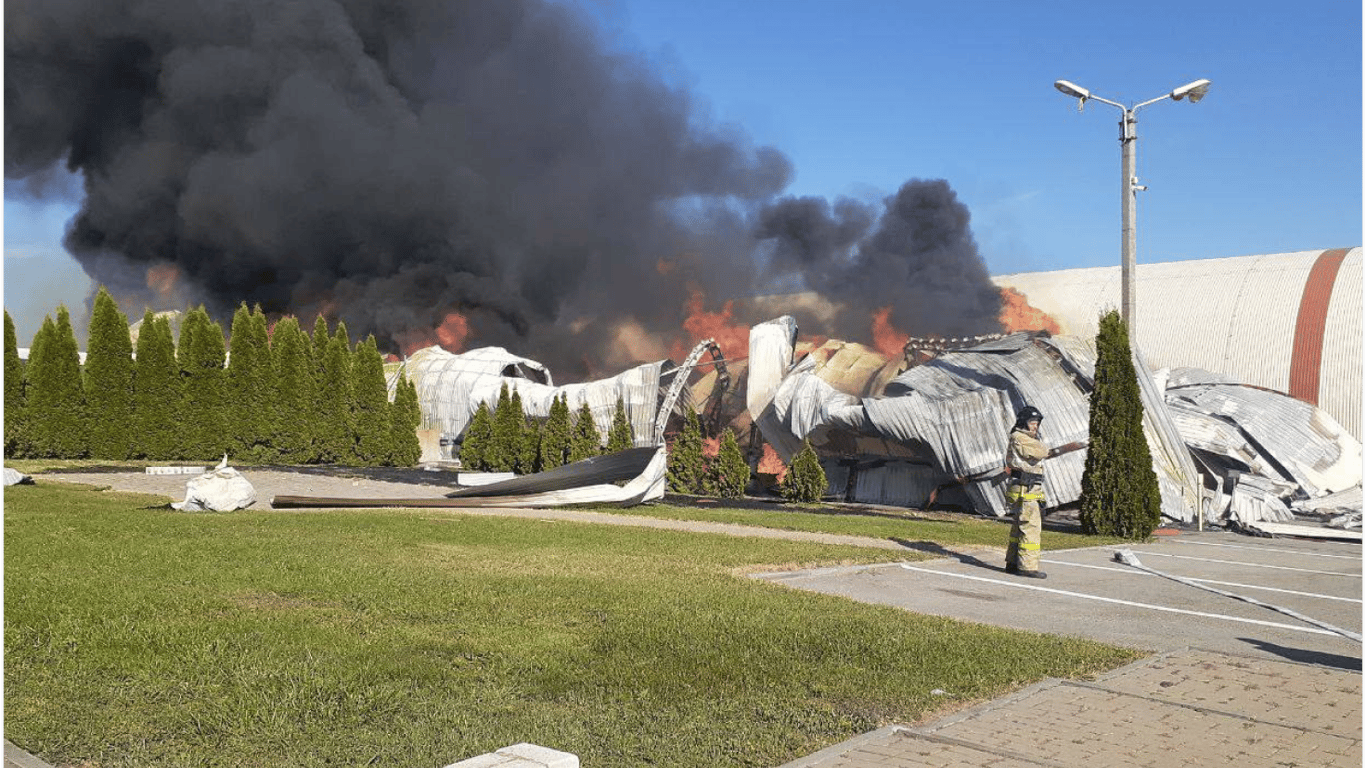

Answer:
[317,322,356,463]
[781,440,828,503]
[27,308,87,458]
[83,288,135,459]
[539,394,572,470]
[269,317,319,464]
[387,374,423,466]
[461,401,493,470]
[5,311,29,457]
[518,417,542,475]
[487,382,521,472]
[667,406,706,493]
[704,429,750,499]
[352,335,393,466]
[606,396,634,453]
[132,312,182,459]
[178,307,228,460]
[1079,310,1162,539]
[226,303,276,462]
[568,400,601,463]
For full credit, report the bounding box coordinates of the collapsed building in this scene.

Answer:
[386,249,1362,533]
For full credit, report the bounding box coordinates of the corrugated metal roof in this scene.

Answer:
[993,248,1362,440]
[1321,250,1362,437]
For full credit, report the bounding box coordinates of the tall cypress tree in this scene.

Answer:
[487,382,521,472]
[178,307,228,460]
[1079,310,1162,539]
[518,417,542,475]
[705,429,750,498]
[667,406,706,493]
[270,317,318,464]
[387,374,422,466]
[567,400,601,463]
[83,287,135,459]
[28,308,86,458]
[606,396,634,454]
[227,303,275,462]
[317,322,356,464]
[5,311,29,457]
[461,401,493,470]
[539,394,572,470]
[352,335,393,466]
[132,313,181,459]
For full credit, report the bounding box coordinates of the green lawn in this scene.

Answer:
[5,480,1141,768]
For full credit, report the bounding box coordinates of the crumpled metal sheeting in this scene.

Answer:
[1291,485,1363,517]
[1166,382,1362,497]
[1166,404,1286,482]
[757,354,867,461]
[864,387,1011,478]
[849,461,948,508]
[388,345,665,447]
[1227,473,1296,525]
[747,316,799,420]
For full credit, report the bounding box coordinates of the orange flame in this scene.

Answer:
[702,436,721,459]
[145,264,180,300]
[869,306,909,358]
[757,444,788,483]
[394,311,471,356]
[670,286,750,362]
[998,287,1061,334]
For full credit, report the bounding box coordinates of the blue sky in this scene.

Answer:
[4,0,1362,344]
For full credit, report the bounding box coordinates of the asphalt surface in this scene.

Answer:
[753,529,1362,668]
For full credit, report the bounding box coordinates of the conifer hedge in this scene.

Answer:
[705,429,750,498]
[84,288,134,459]
[568,400,601,464]
[388,374,423,466]
[539,394,572,470]
[1079,310,1162,539]
[132,312,181,460]
[4,311,28,457]
[352,335,393,466]
[270,317,319,464]
[606,396,634,453]
[27,308,86,458]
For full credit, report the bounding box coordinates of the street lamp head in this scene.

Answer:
[1170,78,1212,103]
[1054,80,1091,100]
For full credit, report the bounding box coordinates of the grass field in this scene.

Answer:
[5,479,1141,767]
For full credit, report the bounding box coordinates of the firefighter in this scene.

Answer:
[1004,405,1048,578]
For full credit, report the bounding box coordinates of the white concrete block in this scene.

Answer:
[443,743,579,768]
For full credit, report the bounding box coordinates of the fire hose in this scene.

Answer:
[1112,548,1361,643]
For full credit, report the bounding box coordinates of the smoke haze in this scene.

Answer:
[6,0,1001,376]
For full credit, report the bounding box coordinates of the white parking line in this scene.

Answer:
[1136,550,1360,577]
[896,563,1338,636]
[1041,559,1363,603]
[1165,539,1363,560]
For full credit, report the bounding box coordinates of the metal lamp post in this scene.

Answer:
[1053,78,1211,339]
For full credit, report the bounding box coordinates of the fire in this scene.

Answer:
[670,286,750,362]
[435,312,469,350]
[702,436,720,459]
[757,443,788,483]
[870,306,909,358]
[998,287,1061,334]
[145,263,180,300]
[394,311,471,356]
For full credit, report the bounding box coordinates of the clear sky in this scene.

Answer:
[4,0,1362,345]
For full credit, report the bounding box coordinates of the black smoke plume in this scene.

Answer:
[6,0,1001,376]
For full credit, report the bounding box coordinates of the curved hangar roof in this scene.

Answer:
[993,248,1361,439]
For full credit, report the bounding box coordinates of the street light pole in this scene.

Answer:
[1053,78,1211,340]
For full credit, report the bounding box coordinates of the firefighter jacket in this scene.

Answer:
[1005,427,1047,504]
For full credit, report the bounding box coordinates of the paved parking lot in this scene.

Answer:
[753,530,1361,667]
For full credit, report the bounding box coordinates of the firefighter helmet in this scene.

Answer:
[1014,405,1043,429]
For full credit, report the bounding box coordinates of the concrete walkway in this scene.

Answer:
[777,647,1361,768]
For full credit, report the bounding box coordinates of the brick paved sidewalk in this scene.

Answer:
[777,647,1362,768]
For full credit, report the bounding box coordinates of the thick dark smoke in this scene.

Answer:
[6,0,1001,377]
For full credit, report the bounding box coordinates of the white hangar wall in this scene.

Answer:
[993,248,1361,438]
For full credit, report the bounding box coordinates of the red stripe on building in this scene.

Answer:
[1288,248,1348,405]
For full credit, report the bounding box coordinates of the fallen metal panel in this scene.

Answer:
[444,447,658,498]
